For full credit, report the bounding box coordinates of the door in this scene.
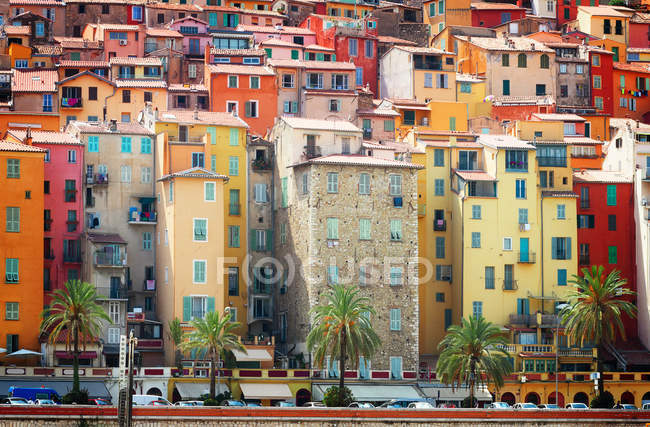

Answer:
[520,238,529,262]
[179,125,188,142]
[189,38,200,55]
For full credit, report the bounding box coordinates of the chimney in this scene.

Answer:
[24,127,32,146]
[109,119,118,132]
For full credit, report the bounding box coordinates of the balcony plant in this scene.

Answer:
[40,280,111,403]
[306,284,380,407]
[560,266,636,403]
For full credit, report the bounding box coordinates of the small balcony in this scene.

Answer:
[579,254,590,265]
[304,145,321,159]
[94,252,126,267]
[518,252,536,263]
[433,219,446,231]
[128,209,157,225]
[136,338,163,350]
[144,42,158,53]
[86,173,109,185]
[229,203,241,216]
[118,73,134,79]
[96,285,128,299]
[128,311,146,322]
[251,158,272,171]
[363,128,372,140]
[503,279,518,291]
[61,98,82,108]
[509,313,531,326]
[537,156,567,167]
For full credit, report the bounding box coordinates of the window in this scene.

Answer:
[88,136,99,153]
[608,214,616,231]
[120,137,132,153]
[254,183,268,203]
[437,74,448,89]
[424,73,432,88]
[327,172,338,193]
[187,63,197,79]
[359,173,370,194]
[576,64,584,74]
[331,74,349,90]
[65,179,76,201]
[229,128,239,146]
[14,60,28,68]
[606,185,617,206]
[436,292,445,302]
[434,179,444,196]
[229,189,240,215]
[559,63,567,74]
[471,232,480,248]
[557,269,567,286]
[255,229,268,251]
[307,73,323,89]
[444,309,452,330]
[472,205,481,219]
[5,302,18,320]
[517,53,527,68]
[193,260,206,283]
[229,156,239,176]
[485,266,495,289]
[434,149,444,166]
[228,267,239,296]
[6,159,19,178]
[384,120,395,132]
[364,40,373,58]
[502,54,509,67]
[515,179,526,199]
[359,218,371,240]
[390,219,402,241]
[44,150,50,162]
[228,75,238,88]
[503,237,512,251]
[389,308,401,330]
[518,208,528,225]
[5,258,18,283]
[435,237,445,258]
[282,73,294,88]
[592,54,600,66]
[329,99,340,112]
[536,84,546,96]
[557,204,566,219]
[327,217,339,240]
[390,267,402,286]
[6,207,19,232]
[120,165,131,183]
[193,218,207,241]
[204,182,216,201]
[192,152,204,168]
[551,237,571,260]
[190,296,207,320]
[67,150,77,164]
[506,150,528,171]
[228,225,240,247]
[608,246,617,264]
[327,265,338,284]
[142,232,152,250]
[67,210,77,232]
[349,39,358,56]
[389,174,402,196]
[460,82,471,93]
[472,301,483,319]
[390,356,402,379]
[560,85,568,98]
[42,94,52,112]
[245,101,258,118]
[540,54,549,69]
[502,79,510,96]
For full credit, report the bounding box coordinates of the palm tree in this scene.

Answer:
[180,310,246,399]
[168,317,184,372]
[560,266,637,395]
[306,284,381,406]
[437,315,512,406]
[40,280,111,396]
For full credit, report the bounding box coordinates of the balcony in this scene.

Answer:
[251,158,271,171]
[168,136,204,144]
[537,156,567,167]
[86,173,108,185]
[128,209,157,225]
[433,219,446,231]
[61,98,82,108]
[503,279,518,291]
[94,252,126,267]
[509,313,530,326]
[96,285,127,299]
[136,338,163,351]
[363,128,372,140]
[144,42,158,53]
[304,145,321,159]
[518,252,536,263]
[118,73,134,79]
[128,311,146,322]
[229,203,241,216]
[579,254,590,265]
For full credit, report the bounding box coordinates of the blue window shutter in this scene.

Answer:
[566,237,571,259]
[183,296,191,321]
[292,101,298,112]
[558,269,567,286]
[207,297,215,313]
[524,299,529,315]
[551,237,557,260]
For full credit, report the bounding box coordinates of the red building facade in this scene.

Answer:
[557,0,601,28]
[300,14,378,95]
[573,170,636,337]
[470,3,526,28]
[589,49,614,116]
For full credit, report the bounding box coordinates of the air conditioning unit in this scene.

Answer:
[119,40,128,46]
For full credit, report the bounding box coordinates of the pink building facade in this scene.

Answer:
[168,17,211,57]
[235,24,317,46]
[83,24,145,61]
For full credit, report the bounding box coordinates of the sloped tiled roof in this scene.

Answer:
[12,69,57,92]
[146,28,183,38]
[207,64,275,75]
[9,0,63,5]
[146,2,202,10]
[235,24,314,35]
[0,140,46,152]
[86,232,127,244]
[110,57,163,66]
[115,80,167,88]
[57,60,109,68]
[393,45,453,55]
[4,26,31,35]
[54,37,103,49]
[157,110,249,128]
[455,170,496,181]
[8,130,83,145]
[282,117,360,132]
[471,2,524,10]
[376,35,418,46]
[304,44,335,52]
[33,45,64,55]
[614,62,650,73]
[69,121,154,136]
[457,35,553,52]
[574,170,632,183]
[533,113,586,122]
[259,38,302,48]
[293,154,423,169]
[168,83,208,93]
[158,167,229,181]
[268,59,356,70]
[478,134,535,150]
[577,5,630,17]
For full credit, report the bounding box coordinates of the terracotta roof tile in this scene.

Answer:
[168,83,208,92]
[110,57,163,66]
[394,45,454,55]
[577,5,630,17]
[235,24,315,35]
[532,113,586,121]
[627,47,650,54]
[614,62,650,73]
[54,37,103,49]
[478,134,535,150]
[259,38,302,48]
[207,64,275,75]
[12,69,57,93]
[457,35,554,52]
[268,59,356,70]
[57,60,109,68]
[282,116,360,132]
[492,95,555,105]
[8,130,83,145]
[304,44,335,52]
[293,154,423,169]
[238,8,285,17]
[69,121,154,136]
[356,108,400,117]
[146,2,202,10]
[115,79,167,88]
[456,170,496,181]
[471,2,524,10]
[33,45,63,55]
[542,190,579,198]
[564,136,603,145]
[92,24,140,31]
[9,0,63,5]
[157,110,249,128]
[376,35,418,46]
[146,28,183,38]
[4,26,31,35]
[158,167,229,181]
[0,140,46,152]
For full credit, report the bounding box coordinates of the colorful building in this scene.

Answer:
[470,2,526,28]
[575,6,631,47]
[82,24,145,61]
[612,63,650,124]
[557,0,600,28]
[423,0,471,39]
[0,139,46,363]
[589,49,614,116]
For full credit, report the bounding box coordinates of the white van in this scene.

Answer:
[132,395,171,406]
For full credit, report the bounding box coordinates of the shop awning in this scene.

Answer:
[232,349,272,362]
[175,382,228,399]
[55,351,97,359]
[239,383,292,400]
[313,384,421,402]
[0,379,111,400]
[419,385,492,401]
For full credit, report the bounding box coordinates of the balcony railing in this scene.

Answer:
[61,98,82,108]
[86,173,108,185]
[94,252,126,267]
[304,145,321,159]
[127,311,146,322]
[503,279,518,291]
[229,203,241,216]
[136,338,163,350]
[579,254,590,265]
[433,219,446,231]
[518,252,536,263]
[251,158,271,171]
[144,42,158,53]
[363,128,372,140]
[96,286,128,299]
[118,73,134,79]
[537,156,567,167]
[509,314,530,326]
[128,210,157,224]
[168,136,204,144]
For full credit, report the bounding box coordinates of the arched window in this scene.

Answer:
[540,54,550,69]
[518,53,527,68]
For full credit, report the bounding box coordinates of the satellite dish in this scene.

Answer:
[273,1,288,13]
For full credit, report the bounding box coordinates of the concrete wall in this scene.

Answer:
[380,48,413,100]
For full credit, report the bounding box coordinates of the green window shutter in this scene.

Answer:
[233,14,239,26]
[232,226,240,247]
[566,237,571,259]
[266,229,273,249]
[558,269,567,286]
[207,297,215,313]
[229,128,239,146]
[551,237,557,260]
[607,185,616,206]
[316,52,324,61]
[292,101,298,112]
[250,229,257,250]
[281,177,288,207]
[609,246,617,264]
[503,80,510,95]
[223,13,228,26]
[207,126,216,145]
[439,0,444,14]
[183,296,191,321]
[265,48,272,58]
[209,12,218,26]
[291,50,299,59]
[449,117,456,131]
[429,3,435,16]
[70,52,80,61]
[331,54,336,61]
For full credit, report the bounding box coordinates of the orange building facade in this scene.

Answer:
[0,140,46,362]
[612,63,650,123]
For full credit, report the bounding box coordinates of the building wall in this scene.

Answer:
[556,59,590,107]
[629,22,650,49]
[0,112,60,132]
[471,9,526,28]
[612,67,650,123]
[13,92,57,114]
[0,147,45,363]
[65,3,128,37]
[485,51,557,100]
[428,101,468,132]
[589,51,614,116]
[379,48,413,100]
[10,5,66,36]
[302,93,357,121]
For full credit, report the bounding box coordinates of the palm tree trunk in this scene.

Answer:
[597,344,604,396]
[73,326,80,395]
[338,329,347,406]
[209,351,217,399]
[469,360,476,408]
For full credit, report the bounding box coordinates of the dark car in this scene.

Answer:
[89,398,111,406]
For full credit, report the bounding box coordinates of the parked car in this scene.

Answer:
[302,401,325,408]
[408,401,434,409]
[149,399,171,406]
[8,387,60,402]
[642,403,650,410]
[1,397,32,405]
[34,399,57,405]
[174,401,197,407]
[380,399,432,408]
[614,403,638,410]
[565,403,589,409]
[132,395,170,406]
[349,402,375,408]
[89,398,111,406]
[486,402,511,409]
[514,403,538,410]
[222,400,246,407]
[538,404,559,409]
[246,402,261,407]
[274,401,295,407]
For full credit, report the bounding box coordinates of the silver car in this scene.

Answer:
[565,403,589,409]
[486,402,511,409]
[514,403,538,410]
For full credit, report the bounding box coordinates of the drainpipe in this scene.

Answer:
[103,84,117,122]
[540,191,545,314]
[460,188,465,320]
